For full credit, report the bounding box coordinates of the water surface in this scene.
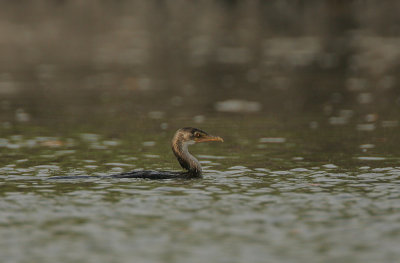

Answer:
[1,117,400,263]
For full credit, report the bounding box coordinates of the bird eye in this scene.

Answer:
[194,132,201,138]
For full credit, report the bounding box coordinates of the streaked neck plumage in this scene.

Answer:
[171,134,202,177]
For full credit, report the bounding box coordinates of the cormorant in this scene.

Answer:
[50,127,223,180]
[113,127,223,179]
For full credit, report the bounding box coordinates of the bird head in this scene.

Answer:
[178,127,224,144]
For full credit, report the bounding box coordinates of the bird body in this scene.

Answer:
[111,170,187,179]
[114,127,223,179]
[50,127,223,180]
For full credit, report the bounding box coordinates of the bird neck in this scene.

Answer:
[172,138,202,177]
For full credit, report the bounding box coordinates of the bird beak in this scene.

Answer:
[195,135,224,143]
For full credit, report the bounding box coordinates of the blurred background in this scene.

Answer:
[2,2,400,263]
[1,0,399,127]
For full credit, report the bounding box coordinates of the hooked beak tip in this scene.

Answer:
[209,135,224,143]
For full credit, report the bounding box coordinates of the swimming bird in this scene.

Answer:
[113,127,223,179]
[50,127,223,180]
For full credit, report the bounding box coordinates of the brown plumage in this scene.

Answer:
[50,128,223,180]
[113,127,223,179]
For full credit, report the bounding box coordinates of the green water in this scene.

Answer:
[1,1,400,262]
[1,116,399,263]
